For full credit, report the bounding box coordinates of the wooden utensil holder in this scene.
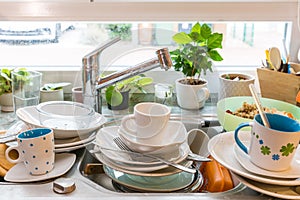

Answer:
[257,68,300,105]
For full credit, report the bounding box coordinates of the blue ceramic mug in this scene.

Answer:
[234,113,300,171]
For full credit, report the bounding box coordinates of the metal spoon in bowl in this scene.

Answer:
[249,84,271,128]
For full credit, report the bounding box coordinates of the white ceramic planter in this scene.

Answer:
[219,73,255,100]
[40,89,64,103]
[175,78,210,110]
[0,92,13,112]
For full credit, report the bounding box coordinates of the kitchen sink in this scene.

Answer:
[76,116,249,196]
[0,109,268,199]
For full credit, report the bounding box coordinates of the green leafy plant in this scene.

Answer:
[105,75,153,107]
[170,22,223,84]
[41,82,70,91]
[0,68,28,95]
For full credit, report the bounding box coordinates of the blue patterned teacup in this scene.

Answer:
[5,128,55,175]
[234,113,300,172]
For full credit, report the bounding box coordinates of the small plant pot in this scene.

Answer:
[0,93,13,112]
[72,87,83,103]
[175,78,210,110]
[40,88,64,103]
[219,73,255,100]
[107,91,130,110]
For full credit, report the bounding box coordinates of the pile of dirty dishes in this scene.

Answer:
[16,101,107,139]
[92,102,203,192]
[209,113,300,199]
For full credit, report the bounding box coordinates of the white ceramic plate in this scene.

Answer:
[55,132,96,148]
[208,131,300,186]
[5,153,76,182]
[94,142,190,172]
[103,165,194,192]
[233,172,300,200]
[94,149,193,175]
[16,106,107,139]
[95,126,189,166]
[234,142,300,179]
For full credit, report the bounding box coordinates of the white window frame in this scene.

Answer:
[0,0,298,63]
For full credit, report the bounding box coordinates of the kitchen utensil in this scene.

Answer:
[269,47,282,71]
[93,141,196,174]
[249,84,270,128]
[265,49,274,69]
[115,135,211,162]
[95,125,188,166]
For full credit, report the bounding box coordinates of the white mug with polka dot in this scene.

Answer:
[5,128,55,175]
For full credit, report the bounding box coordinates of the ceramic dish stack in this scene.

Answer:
[15,101,107,152]
[91,120,203,193]
[208,131,300,199]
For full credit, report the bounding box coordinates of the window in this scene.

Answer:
[0,1,298,70]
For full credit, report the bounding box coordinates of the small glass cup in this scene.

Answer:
[12,70,42,113]
[154,83,173,104]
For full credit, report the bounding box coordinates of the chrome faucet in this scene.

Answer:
[82,37,173,113]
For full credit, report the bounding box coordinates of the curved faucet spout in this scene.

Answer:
[82,37,121,111]
[82,43,173,113]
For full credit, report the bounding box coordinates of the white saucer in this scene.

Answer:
[233,172,300,200]
[4,153,76,182]
[208,131,300,186]
[234,142,300,179]
[16,106,107,139]
[118,120,187,154]
[94,126,189,168]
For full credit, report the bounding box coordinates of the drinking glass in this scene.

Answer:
[12,70,42,113]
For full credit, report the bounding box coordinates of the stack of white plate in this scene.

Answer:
[208,131,300,199]
[5,121,98,153]
[14,102,107,152]
[92,121,202,192]
[16,104,106,139]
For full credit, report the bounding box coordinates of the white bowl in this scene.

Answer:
[118,120,187,155]
[36,101,95,131]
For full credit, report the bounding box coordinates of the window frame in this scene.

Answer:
[0,0,298,63]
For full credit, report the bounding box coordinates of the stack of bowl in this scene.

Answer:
[92,102,203,192]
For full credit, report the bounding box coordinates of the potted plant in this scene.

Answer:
[170,22,223,109]
[218,73,255,100]
[105,75,153,110]
[0,68,28,112]
[40,82,70,102]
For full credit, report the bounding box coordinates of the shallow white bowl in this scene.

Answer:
[36,101,95,130]
[118,120,187,154]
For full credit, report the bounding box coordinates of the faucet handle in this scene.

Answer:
[156,48,173,71]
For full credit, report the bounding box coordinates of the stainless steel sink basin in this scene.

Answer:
[76,116,248,196]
